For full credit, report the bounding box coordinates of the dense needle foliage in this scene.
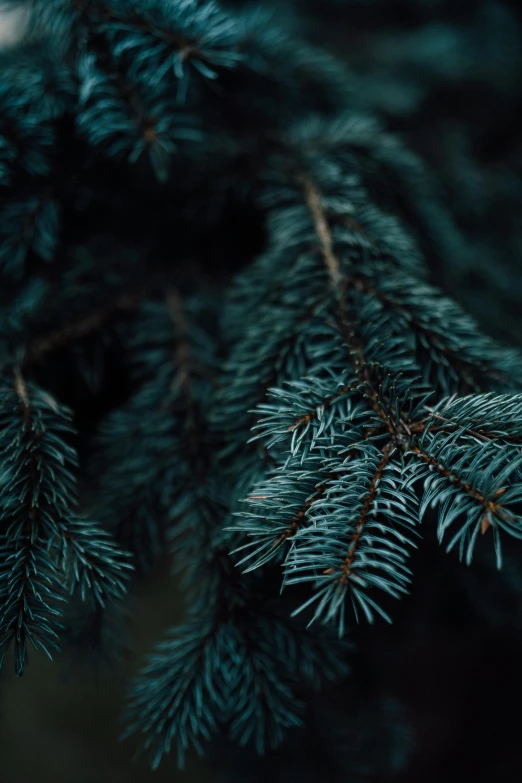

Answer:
[1,0,522,778]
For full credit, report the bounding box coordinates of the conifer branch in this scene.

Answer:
[299,172,395,430]
[417,396,522,446]
[340,314,396,431]
[236,121,522,633]
[72,0,240,73]
[286,383,359,433]
[0,370,131,672]
[0,369,69,674]
[92,289,218,568]
[410,445,513,535]
[343,274,510,390]
[271,478,330,546]
[337,444,395,582]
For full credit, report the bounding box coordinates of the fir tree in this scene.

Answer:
[1,0,522,779]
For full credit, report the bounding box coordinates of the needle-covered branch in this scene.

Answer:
[0,372,131,673]
[230,116,522,632]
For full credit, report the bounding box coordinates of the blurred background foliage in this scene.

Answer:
[1,1,522,781]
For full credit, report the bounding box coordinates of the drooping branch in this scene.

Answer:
[0,370,70,674]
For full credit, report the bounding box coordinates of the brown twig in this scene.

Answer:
[324,444,394,581]
[301,177,342,289]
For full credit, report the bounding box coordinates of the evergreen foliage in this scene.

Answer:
[1,0,522,778]
[0,371,131,674]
